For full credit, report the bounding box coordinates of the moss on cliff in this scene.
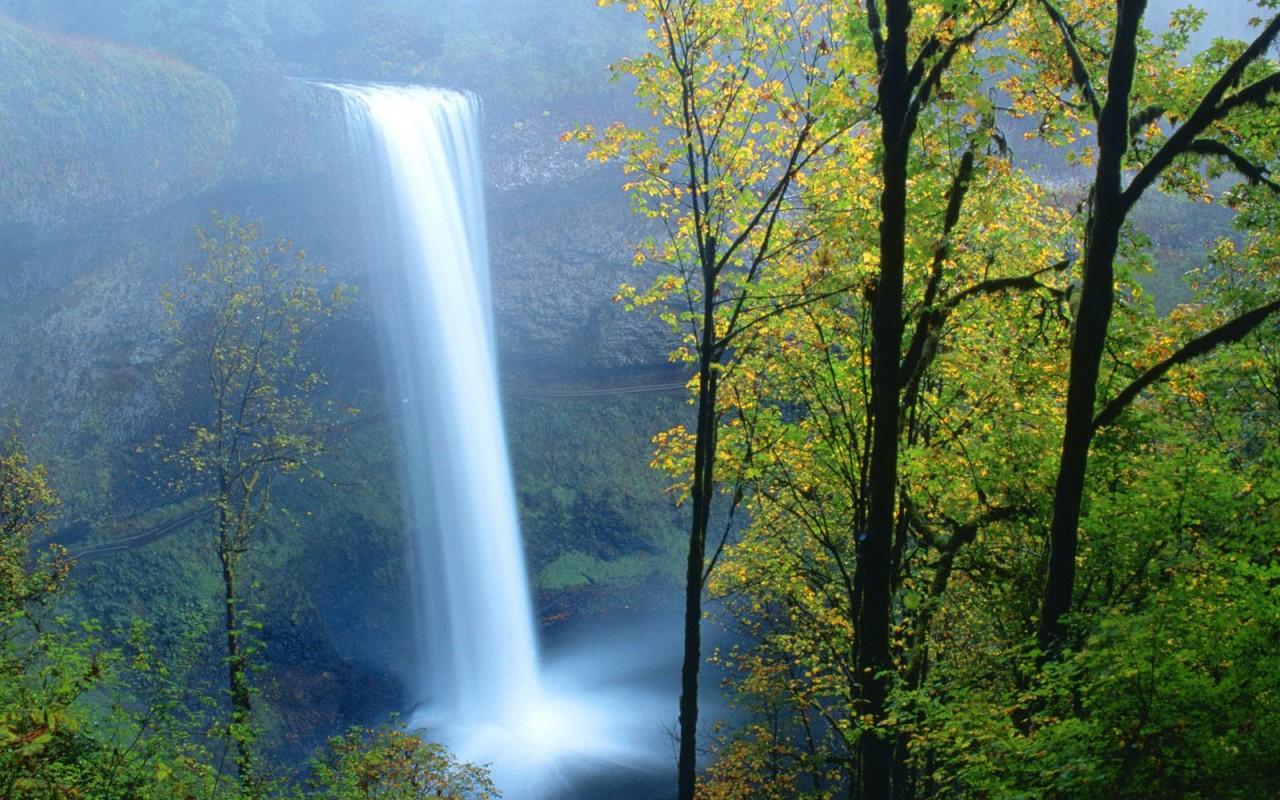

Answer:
[0,15,235,232]
[506,389,688,590]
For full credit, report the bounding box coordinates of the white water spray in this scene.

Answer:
[333,84,668,797]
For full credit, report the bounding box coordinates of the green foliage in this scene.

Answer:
[0,434,225,799]
[308,721,499,800]
[1,1,1275,797]
[297,0,640,107]
[0,0,322,76]
[896,552,1280,799]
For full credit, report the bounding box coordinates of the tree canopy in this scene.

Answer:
[596,0,1280,796]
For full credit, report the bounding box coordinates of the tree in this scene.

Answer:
[161,214,349,791]
[308,722,498,800]
[701,149,1068,795]
[586,3,847,796]
[598,1,1080,794]
[1025,0,1280,657]
[0,433,64,619]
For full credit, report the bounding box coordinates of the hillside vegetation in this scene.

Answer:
[0,15,235,233]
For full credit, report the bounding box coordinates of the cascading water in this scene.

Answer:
[334,83,541,728]
[332,82,670,798]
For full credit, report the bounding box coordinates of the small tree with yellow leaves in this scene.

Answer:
[161,214,350,793]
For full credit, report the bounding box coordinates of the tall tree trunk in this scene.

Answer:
[677,285,721,800]
[221,550,254,789]
[857,1,911,796]
[1037,0,1146,657]
[218,488,255,792]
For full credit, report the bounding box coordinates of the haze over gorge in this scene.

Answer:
[0,2,1277,799]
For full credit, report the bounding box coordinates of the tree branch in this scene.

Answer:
[1217,72,1280,118]
[905,4,1016,140]
[1128,104,1165,138]
[1093,297,1280,431]
[904,15,950,100]
[903,503,1026,688]
[1122,13,1280,211]
[899,259,1069,418]
[943,259,1070,311]
[1187,138,1280,194]
[900,149,976,393]
[1038,0,1103,121]
[866,0,886,74]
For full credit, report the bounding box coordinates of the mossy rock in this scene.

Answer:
[0,15,235,234]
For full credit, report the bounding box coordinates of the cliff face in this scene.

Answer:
[0,12,663,371]
[0,16,236,236]
[0,224,180,435]
[490,173,672,374]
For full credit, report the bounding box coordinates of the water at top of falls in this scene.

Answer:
[333,82,673,798]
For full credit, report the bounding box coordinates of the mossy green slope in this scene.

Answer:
[0,15,235,233]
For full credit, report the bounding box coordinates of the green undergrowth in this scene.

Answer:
[506,389,689,591]
[538,547,679,592]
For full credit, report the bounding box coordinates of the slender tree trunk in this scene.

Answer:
[219,494,255,791]
[857,1,911,796]
[1037,0,1146,658]
[677,287,721,800]
[221,551,254,784]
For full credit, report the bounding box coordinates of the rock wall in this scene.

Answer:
[0,16,236,236]
[490,172,673,372]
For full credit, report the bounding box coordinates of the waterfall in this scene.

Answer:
[334,84,541,725]
[332,81,668,799]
